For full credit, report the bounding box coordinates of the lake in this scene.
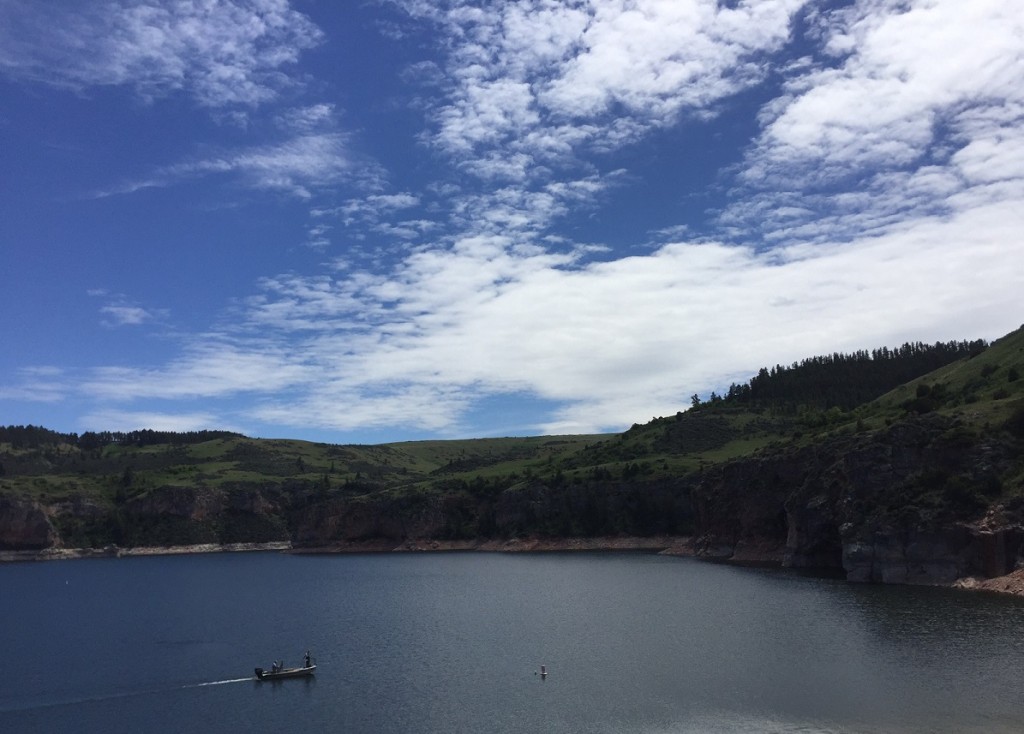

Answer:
[2,551,1023,733]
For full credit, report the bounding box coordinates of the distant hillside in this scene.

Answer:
[3,325,1023,591]
[694,338,987,411]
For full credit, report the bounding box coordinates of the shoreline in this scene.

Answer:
[293,535,695,555]
[0,536,690,563]
[5,537,1024,598]
[0,540,292,563]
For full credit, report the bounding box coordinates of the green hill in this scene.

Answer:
[3,325,1023,587]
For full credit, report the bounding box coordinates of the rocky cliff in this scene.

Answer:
[2,409,1021,594]
[693,413,1024,585]
[0,495,58,550]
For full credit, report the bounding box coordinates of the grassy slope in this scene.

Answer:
[3,326,1022,509]
[870,325,1024,424]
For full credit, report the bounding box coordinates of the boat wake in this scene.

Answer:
[190,677,253,688]
[1,677,252,713]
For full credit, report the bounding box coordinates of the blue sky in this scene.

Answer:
[2,0,1023,443]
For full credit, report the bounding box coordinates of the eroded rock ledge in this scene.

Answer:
[0,541,291,563]
[294,535,693,555]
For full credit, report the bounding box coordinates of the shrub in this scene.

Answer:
[1005,405,1024,438]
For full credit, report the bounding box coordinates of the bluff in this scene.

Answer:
[0,495,58,550]
[693,413,1024,583]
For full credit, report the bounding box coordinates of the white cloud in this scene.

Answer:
[80,410,231,434]
[383,0,811,291]
[729,0,1024,243]
[90,291,166,328]
[304,223,332,250]
[0,0,323,108]
[82,192,1022,435]
[9,1,1023,441]
[0,367,66,403]
[275,103,337,132]
[100,305,155,327]
[408,0,806,171]
[250,384,475,434]
[83,342,313,401]
[333,193,421,226]
[539,0,798,121]
[97,131,354,199]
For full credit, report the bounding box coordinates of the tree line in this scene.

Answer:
[0,425,242,450]
[692,339,987,412]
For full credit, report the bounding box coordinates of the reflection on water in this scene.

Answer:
[2,552,1023,733]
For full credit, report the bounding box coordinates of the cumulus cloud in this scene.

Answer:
[727,0,1024,243]
[0,0,323,108]
[408,0,805,168]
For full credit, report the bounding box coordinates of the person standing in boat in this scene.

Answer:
[304,650,311,668]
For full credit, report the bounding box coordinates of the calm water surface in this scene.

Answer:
[2,551,1023,733]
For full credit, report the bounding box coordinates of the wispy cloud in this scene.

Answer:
[100,305,157,327]
[0,0,323,108]
[75,191,1024,435]
[89,290,167,328]
[327,193,422,226]
[95,129,357,200]
[80,409,231,433]
[83,341,312,401]
[0,367,67,403]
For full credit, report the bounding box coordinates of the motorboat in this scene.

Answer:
[255,652,316,680]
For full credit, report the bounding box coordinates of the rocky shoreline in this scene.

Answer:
[0,540,292,563]
[953,568,1024,595]
[294,534,694,555]
[0,536,686,563]
[6,535,1024,599]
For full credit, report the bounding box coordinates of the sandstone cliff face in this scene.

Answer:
[291,494,449,545]
[123,485,224,521]
[3,409,1018,594]
[289,478,695,547]
[694,414,1023,585]
[840,519,1024,584]
[0,495,58,550]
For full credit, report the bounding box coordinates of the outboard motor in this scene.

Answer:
[255,667,264,679]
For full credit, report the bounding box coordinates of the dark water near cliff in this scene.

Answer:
[2,552,1024,733]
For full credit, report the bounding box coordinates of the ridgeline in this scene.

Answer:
[3,327,1023,590]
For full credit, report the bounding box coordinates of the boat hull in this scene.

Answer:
[254,664,316,680]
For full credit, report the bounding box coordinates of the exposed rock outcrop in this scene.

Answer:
[123,485,224,520]
[694,414,1023,586]
[0,495,58,550]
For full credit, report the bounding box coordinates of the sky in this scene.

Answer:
[1,0,1023,444]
